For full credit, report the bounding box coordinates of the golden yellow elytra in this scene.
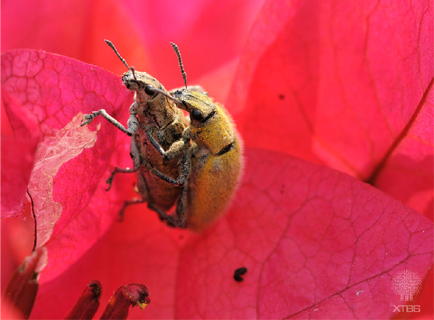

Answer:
[144,44,244,232]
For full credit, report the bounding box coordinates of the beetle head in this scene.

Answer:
[173,89,236,154]
[122,69,167,105]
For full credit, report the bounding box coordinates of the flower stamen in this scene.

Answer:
[3,248,43,319]
[100,283,150,319]
[65,280,102,319]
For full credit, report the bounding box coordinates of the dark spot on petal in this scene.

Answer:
[234,267,247,282]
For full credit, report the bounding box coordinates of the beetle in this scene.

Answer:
[81,40,189,223]
[143,43,244,232]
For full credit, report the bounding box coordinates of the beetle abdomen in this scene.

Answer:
[186,135,243,232]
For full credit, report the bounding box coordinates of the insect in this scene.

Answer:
[81,40,189,223]
[143,43,244,232]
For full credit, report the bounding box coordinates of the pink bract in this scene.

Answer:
[1,0,432,319]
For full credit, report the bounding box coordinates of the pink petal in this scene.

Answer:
[2,69,42,218]
[1,135,38,218]
[373,86,433,219]
[1,0,148,76]
[120,0,266,89]
[32,209,187,319]
[195,59,240,105]
[175,149,433,319]
[2,0,265,94]
[32,149,432,319]
[1,50,133,271]
[228,0,433,214]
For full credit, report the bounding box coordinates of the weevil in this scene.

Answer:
[81,40,189,222]
[144,43,244,232]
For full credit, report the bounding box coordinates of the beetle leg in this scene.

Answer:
[117,173,151,221]
[146,148,191,186]
[117,198,147,222]
[105,166,138,191]
[147,155,191,228]
[145,176,189,229]
[147,203,178,227]
[144,129,166,154]
[103,103,140,191]
[81,103,138,137]
[106,134,141,191]
[145,127,190,160]
[173,177,189,228]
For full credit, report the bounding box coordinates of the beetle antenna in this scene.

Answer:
[170,42,188,89]
[130,66,138,81]
[105,39,131,71]
[145,85,183,106]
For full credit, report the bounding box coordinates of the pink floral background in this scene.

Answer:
[1,0,433,319]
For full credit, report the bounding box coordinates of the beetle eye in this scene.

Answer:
[191,109,203,121]
[145,85,155,96]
